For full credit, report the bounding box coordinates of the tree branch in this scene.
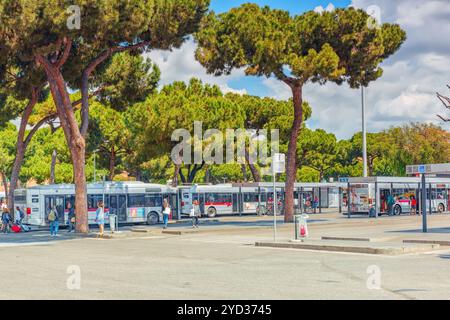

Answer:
[55,37,72,69]
[80,40,151,137]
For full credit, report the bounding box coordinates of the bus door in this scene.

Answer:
[44,195,65,225]
[232,193,239,213]
[168,193,178,219]
[110,195,127,223]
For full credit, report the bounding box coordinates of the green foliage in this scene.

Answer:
[195,4,406,87]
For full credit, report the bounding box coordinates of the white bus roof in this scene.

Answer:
[348,176,450,184]
[23,182,175,193]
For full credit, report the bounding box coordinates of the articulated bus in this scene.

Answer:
[347,177,450,215]
[178,182,347,218]
[15,182,178,227]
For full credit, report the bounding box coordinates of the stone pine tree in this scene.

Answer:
[0,0,210,232]
[195,4,406,221]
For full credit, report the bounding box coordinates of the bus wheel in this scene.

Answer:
[256,205,266,216]
[437,203,445,213]
[207,207,217,218]
[393,205,402,216]
[146,212,159,225]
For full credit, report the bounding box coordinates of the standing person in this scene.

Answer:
[313,195,319,213]
[162,198,171,229]
[1,199,7,211]
[387,193,395,216]
[15,206,25,225]
[95,201,105,238]
[190,200,201,228]
[47,205,59,237]
[1,207,11,234]
[67,202,75,233]
[410,195,417,215]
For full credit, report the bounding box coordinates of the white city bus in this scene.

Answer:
[347,177,450,215]
[15,182,178,227]
[179,182,346,218]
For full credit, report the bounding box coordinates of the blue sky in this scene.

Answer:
[211,0,351,15]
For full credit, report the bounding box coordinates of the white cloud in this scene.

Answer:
[314,3,336,14]
[145,38,247,95]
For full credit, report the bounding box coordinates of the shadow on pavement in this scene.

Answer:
[387,227,450,234]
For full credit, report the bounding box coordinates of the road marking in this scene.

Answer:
[0,242,52,247]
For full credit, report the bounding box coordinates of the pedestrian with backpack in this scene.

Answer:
[47,205,59,237]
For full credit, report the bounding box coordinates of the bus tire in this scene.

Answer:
[207,207,217,218]
[256,205,266,216]
[393,205,402,216]
[437,203,445,213]
[146,212,159,225]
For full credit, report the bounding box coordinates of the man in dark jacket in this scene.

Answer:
[67,202,75,233]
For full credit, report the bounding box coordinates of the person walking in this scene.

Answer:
[1,207,11,234]
[410,195,417,215]
[67,202,75,233]
[387,193,395,216]
[190,200,201,228]
[15,206,25,225]
[162,198,171,229]
[95,201,105,238]
[47,205,59,237]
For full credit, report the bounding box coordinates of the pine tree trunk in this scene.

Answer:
[7,89,38,212]
[285,85,303,222]
[49,149,57,184]
[1,171,8,202]
[42,61,89,233]
[241,164,247,182]
[109,149,116,181]
[244,147,261,182]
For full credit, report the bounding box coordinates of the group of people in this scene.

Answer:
[1,197,199,236]
[1,200,26,234]
[385,194,418,215]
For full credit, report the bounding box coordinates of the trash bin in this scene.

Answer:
[109,214,117,233]
[294,213,309,240]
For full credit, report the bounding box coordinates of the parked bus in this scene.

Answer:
[15,182,178,227]
[347,177,450,216]
[179,182,347,218]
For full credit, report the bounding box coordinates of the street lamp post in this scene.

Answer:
[93,149,99,183]
[361,85,368,178]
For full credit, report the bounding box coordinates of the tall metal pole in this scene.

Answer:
[362,86,368,177]
[273,170,277,242]
[93,151,97,183]
[421,174,427,233]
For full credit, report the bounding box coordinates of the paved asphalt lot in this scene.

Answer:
[0,212,449,299]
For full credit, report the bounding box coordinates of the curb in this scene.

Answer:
[403,239,450,246]
[255,241,440,255]
[321,236,371,242]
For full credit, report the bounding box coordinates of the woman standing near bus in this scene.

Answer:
[162,198,171,229]
[410,195,417,215]
[95,201,105,238]
[190,200,201,228]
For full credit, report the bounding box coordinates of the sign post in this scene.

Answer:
[272,153,285,242]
